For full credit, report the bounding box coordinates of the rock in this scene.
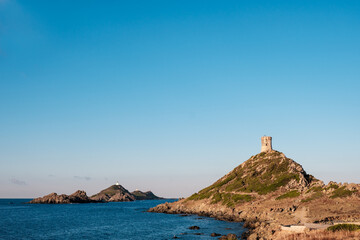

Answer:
[226,233,238,240]
[211,232,221,237]
[188,226,200,230]
[218,234,238,240]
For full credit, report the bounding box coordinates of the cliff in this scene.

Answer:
[149,151,360,239]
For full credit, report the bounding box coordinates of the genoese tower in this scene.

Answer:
[261,136,272,152]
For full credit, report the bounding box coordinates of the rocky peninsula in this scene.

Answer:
[149,150,360,239]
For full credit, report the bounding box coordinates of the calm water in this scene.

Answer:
[0,199,245,240]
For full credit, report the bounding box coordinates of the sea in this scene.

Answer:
[0,199,246,240]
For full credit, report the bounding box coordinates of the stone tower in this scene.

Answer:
[261,136,272,152]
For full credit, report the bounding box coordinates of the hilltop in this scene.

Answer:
[149,150,360,239]
[91,184,136,202]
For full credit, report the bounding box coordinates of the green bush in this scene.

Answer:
[328,224,360,232]
[330,187,356,198]
[211,192,222,204]
[276,190,300,200]
[326,184,339,190]
[306,186,323,193]
[232,194,253,202]
[301,191,323,202]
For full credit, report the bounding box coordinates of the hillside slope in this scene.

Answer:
[187,151,318,206]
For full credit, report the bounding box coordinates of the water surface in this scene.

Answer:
[0,199,246,239]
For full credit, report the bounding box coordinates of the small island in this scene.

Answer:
[29,183,162,204]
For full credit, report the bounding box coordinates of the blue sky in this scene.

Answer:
[0,0,359,198]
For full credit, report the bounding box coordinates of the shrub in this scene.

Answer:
[232,194,253,202]
[328,224,360,232]
[330,187,357,199]
[301,191,323,202]
[276,190,300,200]
[326,184,339,190]
[306,186,323,193]
[211,192,222,204]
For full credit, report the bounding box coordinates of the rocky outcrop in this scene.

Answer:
[29,190,99,204]
[131,190,162,200]
[29,184,163,204]
[149,151,360,239]
[91,184,135,202]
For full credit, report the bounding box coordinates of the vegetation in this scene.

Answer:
[187,190,213,200]
[222,151,301,195]
[232,194,253,202]
[211,192,222,204]
[210,192,253,207]
[301,191,323,202]
[328,224,360,232]
[306,186,323,193]
[278,229,360,239]
[330,187,357,199]
[326,184,339,190]
[276,190,300,200]
[187,151,312,204]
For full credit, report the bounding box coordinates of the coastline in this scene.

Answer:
[148,199,260,239]
[148,196,360,239]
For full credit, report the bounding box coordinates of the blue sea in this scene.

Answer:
[0,199,246,240]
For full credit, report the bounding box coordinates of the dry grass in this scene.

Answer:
[276,229,360,240]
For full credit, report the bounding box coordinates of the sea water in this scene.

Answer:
[0,199,246,240]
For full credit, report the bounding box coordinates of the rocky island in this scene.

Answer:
[90,183,136,202]
[131,190,163,200]
[29,190,100,204]
[29,183,162,204]
[149,136,360,239]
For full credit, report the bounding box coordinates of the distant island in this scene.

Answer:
[29,183,162,204]
[149,136,360,239]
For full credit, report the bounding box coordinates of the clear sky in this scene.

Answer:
[0,0,359,198]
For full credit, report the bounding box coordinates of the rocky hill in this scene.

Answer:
[90,184,136,202]
[131,190,163,200]
[149,151,360,239]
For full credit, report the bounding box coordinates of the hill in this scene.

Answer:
[90,184,136,202]
[131,190,162,200]
[187,151,318,205]
[149,150,360,239]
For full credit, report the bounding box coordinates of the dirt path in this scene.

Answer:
[294,206,310,223]
[293,207,332,230]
